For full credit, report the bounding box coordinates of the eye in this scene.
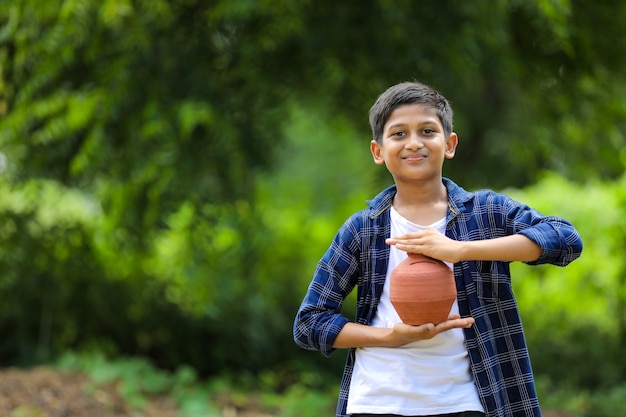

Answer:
[392,131,406,138]
[422,128,435,135]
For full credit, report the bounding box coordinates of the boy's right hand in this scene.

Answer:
[391,314,475,345]
[332,315,475,349]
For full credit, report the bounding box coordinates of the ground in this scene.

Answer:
[0,367,575,417]
[0,367,180,417]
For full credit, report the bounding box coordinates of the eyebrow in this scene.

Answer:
[385,120,440,130]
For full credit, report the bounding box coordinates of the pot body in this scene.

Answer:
[389,253,457,325]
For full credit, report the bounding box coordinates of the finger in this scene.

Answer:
[454,317,475,328]
[459,316,475,324]
[418,325,441,340]
[434,317,474,332]
[418,323,435,333]
[386,238,415,245]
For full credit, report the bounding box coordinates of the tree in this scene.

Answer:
[2,1,626,201]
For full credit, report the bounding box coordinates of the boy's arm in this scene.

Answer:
[389,191,583,266]
[386,230,542,264]
[332,315,475,349]
[458,233,542,262]
[294,215,363,356]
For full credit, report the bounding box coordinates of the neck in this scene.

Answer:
[393,179,447,207]
[392,179,448,225]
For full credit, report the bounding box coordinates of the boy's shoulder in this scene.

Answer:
[364,184,396,214]
[336,185,397,237]
[445,178,521,214]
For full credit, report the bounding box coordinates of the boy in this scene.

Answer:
[293,81,583,417]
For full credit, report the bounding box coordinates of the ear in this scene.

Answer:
[444,132,458,159]
[370,140,385,165]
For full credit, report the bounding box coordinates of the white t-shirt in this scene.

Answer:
[346,206,484,416]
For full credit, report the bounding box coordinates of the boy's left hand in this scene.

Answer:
[386,228,463,263]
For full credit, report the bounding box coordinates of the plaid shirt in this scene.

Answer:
[294,178,583,417]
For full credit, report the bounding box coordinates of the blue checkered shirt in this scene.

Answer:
[293,178,583,417]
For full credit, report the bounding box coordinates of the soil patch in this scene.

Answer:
[0,367,180,417]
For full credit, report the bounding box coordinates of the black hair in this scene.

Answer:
[369,81,454,143]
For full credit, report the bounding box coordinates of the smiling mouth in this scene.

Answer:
[403,154,427,161]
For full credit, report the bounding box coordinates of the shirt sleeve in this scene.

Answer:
[503,194,583,266]
[293,215,362,357]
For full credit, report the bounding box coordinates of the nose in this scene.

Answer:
[405,132,423,149]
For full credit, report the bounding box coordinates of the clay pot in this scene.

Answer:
[389,253,457,325]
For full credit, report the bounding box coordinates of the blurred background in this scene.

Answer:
[1,0,625,416]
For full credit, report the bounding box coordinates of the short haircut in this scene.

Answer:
[369,81,454,143]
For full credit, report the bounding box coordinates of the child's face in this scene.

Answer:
[370,103,457,185]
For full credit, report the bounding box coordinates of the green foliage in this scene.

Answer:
[536,376,626,417]
[0,106,341,374]
[2,0,626,200]
[0,177,104,363]
[56,351,219,416]
[54,349,626,417]
[263,384,336,417]
[56,351,338,417]
[0,0,306,241]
